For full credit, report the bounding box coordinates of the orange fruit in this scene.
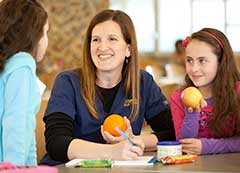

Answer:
[181,87,203,108]
[103,114,127,137]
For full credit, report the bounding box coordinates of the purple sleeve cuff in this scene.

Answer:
[201,137,240,154]
[179,108,200,139]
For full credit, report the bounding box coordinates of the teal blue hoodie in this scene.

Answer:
[0,52,44,166]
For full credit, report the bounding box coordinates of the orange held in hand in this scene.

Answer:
[103,114,127,137]
[181,87,203,108]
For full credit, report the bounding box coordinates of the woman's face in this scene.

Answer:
[35,20,49,62]
[90,20,130,74]
[185,39,218,90]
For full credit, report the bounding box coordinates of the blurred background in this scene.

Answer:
[39,0,240,91]
[35,0,240,162]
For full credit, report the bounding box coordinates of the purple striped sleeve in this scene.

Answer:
[201,137,240,154]
[179,108,200,139]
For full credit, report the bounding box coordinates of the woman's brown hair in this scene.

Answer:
[185,28,240,137]
[0,0,48,71]
[80,9,140,120]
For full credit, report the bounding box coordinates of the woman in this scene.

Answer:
[41,9,175,166]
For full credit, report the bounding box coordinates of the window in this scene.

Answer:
[110,0,240,53]
[226,0,240,51]
[110,0,155,52]
[158,0,191,52]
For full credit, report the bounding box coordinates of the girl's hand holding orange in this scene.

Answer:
[181,87,207,112]
[101,114,134,144]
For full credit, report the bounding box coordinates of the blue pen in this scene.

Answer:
[115,127,137,146]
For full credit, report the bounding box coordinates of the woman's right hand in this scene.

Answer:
[111,137,145,160]
[101,117,134,144]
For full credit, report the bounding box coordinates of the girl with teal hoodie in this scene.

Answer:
[0,0,48,166]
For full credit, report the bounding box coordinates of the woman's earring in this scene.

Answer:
[125,58,129,64]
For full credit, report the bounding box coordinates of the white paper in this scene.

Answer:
[113,156,156,166]
[65,156,156,167]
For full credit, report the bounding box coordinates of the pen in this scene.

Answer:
[115,127,137,146]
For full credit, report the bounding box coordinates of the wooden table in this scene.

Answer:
[56,152,240,173]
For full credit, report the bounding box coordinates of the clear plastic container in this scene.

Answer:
[157,141,182,161]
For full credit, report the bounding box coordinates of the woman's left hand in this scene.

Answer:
[111,136,145,160]
[180,138,202,155]
[101,117,134,144]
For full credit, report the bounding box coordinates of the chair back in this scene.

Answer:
[36,100,48,163]
[161,83,180,100]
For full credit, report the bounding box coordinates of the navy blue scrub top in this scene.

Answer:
[44,70,169,157]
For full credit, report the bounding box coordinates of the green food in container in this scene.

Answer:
[77,160,112,168]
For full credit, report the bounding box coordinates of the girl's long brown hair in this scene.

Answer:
[0,0,48,72]
[80,9,140,120]
[185,28,240,137]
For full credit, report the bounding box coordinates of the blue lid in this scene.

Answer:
[157,141,181,145]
